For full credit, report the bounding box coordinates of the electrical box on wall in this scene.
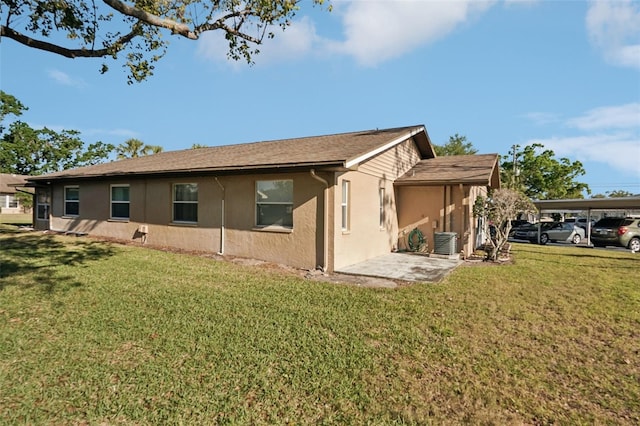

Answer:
[138,224,149,234]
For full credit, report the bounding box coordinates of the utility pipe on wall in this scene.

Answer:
[310,169,329,272]
[214,177,225,255]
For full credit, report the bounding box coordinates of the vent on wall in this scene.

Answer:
[433,232,457,255]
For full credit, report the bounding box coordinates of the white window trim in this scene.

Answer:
[64,186,79,217]
[255,179,293,229]
[110,184,130,220]
[172,183,198,224]
[341,180,350,232]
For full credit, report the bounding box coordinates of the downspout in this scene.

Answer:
[442,186,448,231]
[310,169,328,272]
[214,177,225,255]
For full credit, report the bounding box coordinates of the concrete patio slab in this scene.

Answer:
[335,252,462,283]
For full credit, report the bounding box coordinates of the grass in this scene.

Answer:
[1,225,638,424]
[0,213,32,226]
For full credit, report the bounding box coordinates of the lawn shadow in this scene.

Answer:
[0,231,117,292]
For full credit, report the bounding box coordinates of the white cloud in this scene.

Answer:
[196,0,501,67]
[197,16,319,67]
[524,102,640,179]
[533,133,640,178]
[567,102,640,130]
[47,69,87,88]
[586,0,640,69]
[327,0,495,66]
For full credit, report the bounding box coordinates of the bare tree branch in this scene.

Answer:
[0,25,139,58]
[103,0,197,39]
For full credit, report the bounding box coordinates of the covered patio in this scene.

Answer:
[532,196,640,245]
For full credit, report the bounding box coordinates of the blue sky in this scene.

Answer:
[1,0,639,196]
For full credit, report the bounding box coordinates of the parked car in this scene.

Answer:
[576,218,596,232]
[508,220,533,238]
[538,222,585,245]
[513,222,553,242]
[590,217,640,251]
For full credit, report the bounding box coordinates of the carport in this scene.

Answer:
[532,196,640,245]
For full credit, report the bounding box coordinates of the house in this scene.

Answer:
[0,173,31,214]
[26,126,500,271]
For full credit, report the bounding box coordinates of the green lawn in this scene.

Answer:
[1,226,638,424]
[0,213,32,226]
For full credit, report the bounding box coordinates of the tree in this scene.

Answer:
[501,143,589,200]
[15,191,33,213]
[433,134,478,156]
[473,188,537,261]
[0,91,115,175]
[116,139,163,158]
[0,92,27,130]
[1,0,330,83]
[606,190,634,198]
[191,143,209,149]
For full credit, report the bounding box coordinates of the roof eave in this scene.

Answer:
[26,160,346,182]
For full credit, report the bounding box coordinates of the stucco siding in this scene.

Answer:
[47,172,324,269]
[333,171,398,270]
[396,184,487,257]
[358,138,421,180]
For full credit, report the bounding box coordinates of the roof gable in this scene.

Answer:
[29,125,433,181]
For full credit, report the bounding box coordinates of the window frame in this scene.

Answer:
[172,183,198,224]
[341,180,350,231]
[110,184,130,220]
[64,186,80,217]
[255,179,293,229]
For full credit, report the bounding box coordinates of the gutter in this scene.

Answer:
[214,177,225,255]
[310,169,329,272]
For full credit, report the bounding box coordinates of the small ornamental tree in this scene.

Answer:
[473,188,537,261]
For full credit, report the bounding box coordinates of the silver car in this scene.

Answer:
[537,222,585,245]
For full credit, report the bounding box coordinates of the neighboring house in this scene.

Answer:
[0,173,31,214]
[26,126,500,271]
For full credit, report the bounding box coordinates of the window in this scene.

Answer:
[256,180,293,228]
[6,194,18,208]
[64,186,79,216]
[37,190,50,220]
[341,180,350,231]
[173,183,198,223]
[111,185,130,219]
[379,187,385,229]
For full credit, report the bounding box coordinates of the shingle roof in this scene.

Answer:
[29,125,432,181]
[0,174,30,193]
[395,154,501,187]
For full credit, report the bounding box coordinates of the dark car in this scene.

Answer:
[591,217,640,251]
[513,222,553,242]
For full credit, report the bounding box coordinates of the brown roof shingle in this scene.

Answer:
[0,174,30,193]
[29,126,431,181]
[395,154,500,187]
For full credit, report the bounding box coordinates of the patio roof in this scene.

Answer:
[533,197,640,211]
[395,153,500,188]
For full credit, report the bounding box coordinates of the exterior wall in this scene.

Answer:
[396,184,487,257]
[332,138,421,270]
[47,172,324,270]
